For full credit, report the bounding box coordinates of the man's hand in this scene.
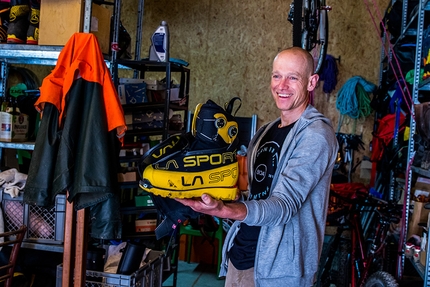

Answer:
[175,193,247,221]
[175,194,223,216]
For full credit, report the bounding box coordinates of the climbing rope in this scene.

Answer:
[336,76,376,119]
[336,76,376,134]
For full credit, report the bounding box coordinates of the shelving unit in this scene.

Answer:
[0,1,187,286]
[402,0,430,285]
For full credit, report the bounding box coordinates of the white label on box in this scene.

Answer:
[124,114,133,125]
[91,16,99,32]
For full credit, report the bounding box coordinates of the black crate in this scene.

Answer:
[56,250,164,287]
[0,188,66,244]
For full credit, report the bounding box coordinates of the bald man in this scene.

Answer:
[177,47,339,286]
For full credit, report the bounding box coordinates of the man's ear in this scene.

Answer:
[307,74,320,91]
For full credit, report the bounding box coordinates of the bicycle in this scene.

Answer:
[288,0,330,75]
[316,183,401,287]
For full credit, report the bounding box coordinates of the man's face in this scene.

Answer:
[271,51,317,114]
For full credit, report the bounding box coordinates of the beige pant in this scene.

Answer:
[224,259,255,287]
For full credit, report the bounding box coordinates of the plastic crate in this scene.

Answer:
[0,188,66,244]
[56,250,164,287]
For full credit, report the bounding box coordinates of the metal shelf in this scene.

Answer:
[0,44,62,65]
[21,241,64,253]
[0,141,35,150]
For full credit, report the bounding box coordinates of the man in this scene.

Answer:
[176,47,338,286]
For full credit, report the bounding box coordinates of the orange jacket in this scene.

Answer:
[36,32,126,138]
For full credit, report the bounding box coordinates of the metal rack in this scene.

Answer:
[403,0,430,285]
[0,1,186,285]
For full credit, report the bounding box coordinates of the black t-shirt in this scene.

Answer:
[229,120,295,270]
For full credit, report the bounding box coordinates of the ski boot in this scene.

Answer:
[138,99,240,201]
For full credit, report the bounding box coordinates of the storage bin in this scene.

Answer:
[56,250,164,287]
[0,188,66,244]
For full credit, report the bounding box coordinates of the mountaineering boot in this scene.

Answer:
[26,6,38,44]
[138,99,240,201]
[7,2,30,44]
[0,3,10,43]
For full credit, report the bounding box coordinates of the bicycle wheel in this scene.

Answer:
[290,0,328,75]
[363,271,399,287]
[333,238,351,287]
[292,0,304,47]
[310,7,328,75]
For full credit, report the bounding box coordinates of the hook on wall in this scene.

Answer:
[334,55,341,64]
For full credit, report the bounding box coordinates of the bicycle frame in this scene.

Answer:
[350,201,394,286]
[322,185,400,287]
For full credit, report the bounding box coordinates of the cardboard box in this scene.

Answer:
[117,171,137,182]
[132,110,164,123]
[135,219,157,232]
[144,79,165,91]
[39,1,111,54]
[0,112,29,142]
[420,249,427,266]
[408,201,430,238]
[118,79,148,105]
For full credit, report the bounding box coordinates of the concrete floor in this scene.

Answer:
[163,259,423,287]
[163,260,225,287]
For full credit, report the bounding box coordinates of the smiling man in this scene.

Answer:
[176,47,339,287]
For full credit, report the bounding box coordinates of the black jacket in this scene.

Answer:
[24,79,123,239]
[23,33,126,239]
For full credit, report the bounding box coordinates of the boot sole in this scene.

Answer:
[7,35,25,44]
[138,185,238,201]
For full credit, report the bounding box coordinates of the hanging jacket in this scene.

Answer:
[23,33,126,239]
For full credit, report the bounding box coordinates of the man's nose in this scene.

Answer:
[279,78,289,88]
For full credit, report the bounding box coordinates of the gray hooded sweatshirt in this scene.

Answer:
[220,105,339,286]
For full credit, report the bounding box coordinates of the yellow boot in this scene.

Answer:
[26,7,38,44]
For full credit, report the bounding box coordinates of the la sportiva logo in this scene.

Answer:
[179,166,238,187]
[151,136,181,159]
[183,151,236,167]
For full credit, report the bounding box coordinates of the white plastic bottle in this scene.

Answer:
[149,21,169,62]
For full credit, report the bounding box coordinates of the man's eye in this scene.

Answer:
[288,76,298,81]
[272,75,280,79]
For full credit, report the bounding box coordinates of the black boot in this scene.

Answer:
[7,3,30,44]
